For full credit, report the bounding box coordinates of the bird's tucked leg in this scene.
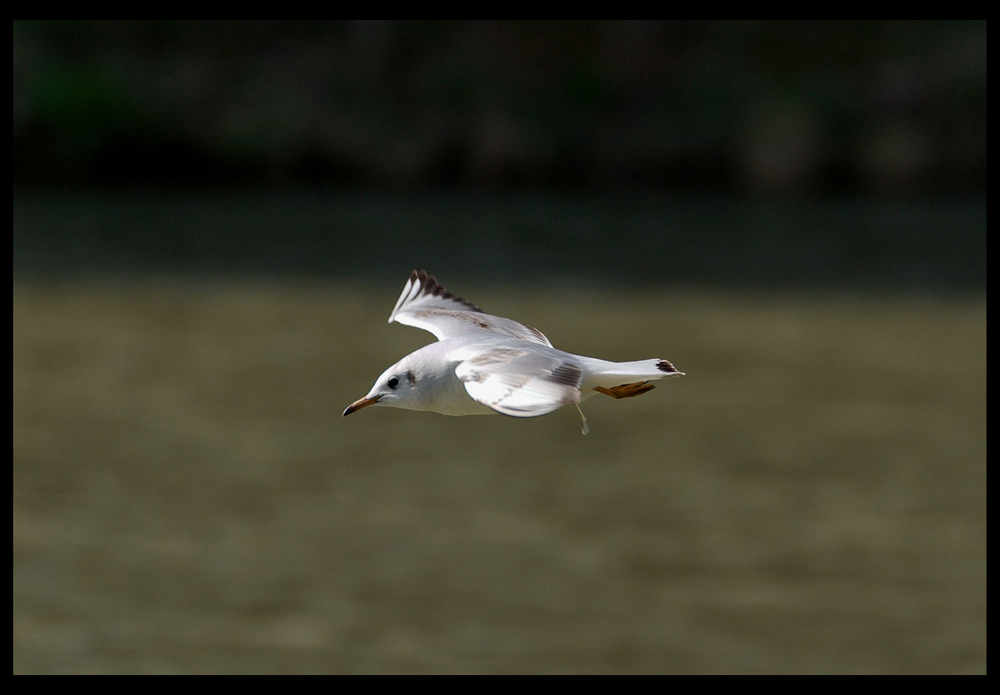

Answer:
[575,403,589,435]
[593,381,656,399]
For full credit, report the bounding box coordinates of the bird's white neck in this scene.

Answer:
[402,342,495,416]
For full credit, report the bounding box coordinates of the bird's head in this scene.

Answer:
[343,359,422,416]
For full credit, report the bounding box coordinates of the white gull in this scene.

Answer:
[343,270,684,434]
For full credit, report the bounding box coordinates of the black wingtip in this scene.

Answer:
[405,270,484,313]
[656,359,681,374]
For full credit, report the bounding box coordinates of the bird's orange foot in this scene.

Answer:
[593,381,656,399]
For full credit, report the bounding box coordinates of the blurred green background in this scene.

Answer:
[12,21,986,674]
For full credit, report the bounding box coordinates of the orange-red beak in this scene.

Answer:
[343,395,380,417]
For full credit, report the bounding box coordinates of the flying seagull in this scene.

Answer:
[344,270,684,434]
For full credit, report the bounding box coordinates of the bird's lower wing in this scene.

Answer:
[454,347,583,417]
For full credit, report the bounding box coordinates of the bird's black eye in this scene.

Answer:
[387,377,399,389]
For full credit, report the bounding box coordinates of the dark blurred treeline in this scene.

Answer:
[13,20,986,195]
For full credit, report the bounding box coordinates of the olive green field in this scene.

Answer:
[12,282,986,674]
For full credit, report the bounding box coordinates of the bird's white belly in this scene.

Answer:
[416,371,498,416]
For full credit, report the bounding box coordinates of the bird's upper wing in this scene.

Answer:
[453,345,583,417]
[388,270,552,347]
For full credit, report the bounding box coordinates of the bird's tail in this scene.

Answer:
[581,357,685,398]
